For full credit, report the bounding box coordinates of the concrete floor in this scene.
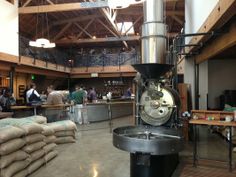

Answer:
[29,116,236,177]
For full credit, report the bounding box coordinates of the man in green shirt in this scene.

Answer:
[72,85,86,104]
[72,85,87,124]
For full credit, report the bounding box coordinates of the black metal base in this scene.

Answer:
[130,153,179,177]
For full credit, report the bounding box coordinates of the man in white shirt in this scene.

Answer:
[26,83,40,103]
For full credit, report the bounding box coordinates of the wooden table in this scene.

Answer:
[11,104,73,110]
[0,112,13,119]
[189,119,236,172]
[11,104,73,116]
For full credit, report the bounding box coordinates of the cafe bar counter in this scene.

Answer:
[10,100,134,123]
[86,100,134,122]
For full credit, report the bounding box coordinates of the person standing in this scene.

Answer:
[44,85,63,122]
[0,88,16,112]
[87,87,97,103]
[126,87,132,97]
[26,83,41,104]
[71,85,87,124]
[46,85,63,105]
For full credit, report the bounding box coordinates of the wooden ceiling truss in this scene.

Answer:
[19,0,185,47]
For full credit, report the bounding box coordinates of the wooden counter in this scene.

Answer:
[189,119,236,127]
[11,104,73,110]
[191,110,234,120]
[0,112,13,119]
[10,104,73,121]
[189,118,236,172]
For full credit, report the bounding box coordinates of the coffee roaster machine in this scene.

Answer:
[113,0,184,177]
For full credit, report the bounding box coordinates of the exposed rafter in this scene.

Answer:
[97,19,118,37]
[19,0,185,48]
[171,15,184,25]
[124,16,143,35]
[53,22,72,41]
[56,32,178,45]
[52,15,99,26]
[56,36,140,44]
[99,8,119,35]
[100,8,129,48]
[118,10,184,16]
[46,0,54,5]
[22,0,32,7]
[19,2,108,14]
[74,19,94,39]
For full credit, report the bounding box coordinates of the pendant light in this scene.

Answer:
[29,0,55,48]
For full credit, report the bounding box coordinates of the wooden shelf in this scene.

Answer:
[191,110,234,120]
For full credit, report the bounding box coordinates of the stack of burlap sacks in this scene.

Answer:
[47,121,77,144]
[0,116,77,177]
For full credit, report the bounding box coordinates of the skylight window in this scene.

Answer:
[117,22,135,35]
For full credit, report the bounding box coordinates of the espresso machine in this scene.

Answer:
[113,0,184,177]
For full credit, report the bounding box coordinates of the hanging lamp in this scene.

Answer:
[29,0,55,48]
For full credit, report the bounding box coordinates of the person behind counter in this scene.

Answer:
[40,90,47,102]
[87,87,97,103]
[45,85,63,105]
[125,87,132,97]
[26,83,41,104]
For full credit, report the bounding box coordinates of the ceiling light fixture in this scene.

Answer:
[29,0,55,48]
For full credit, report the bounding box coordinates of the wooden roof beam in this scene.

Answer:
[171,15,184,25]
[195,22,236,64]
[56,33,178,44]
[85,0,128,48]
[52,14,99,26]
[99,8,129,48]
[46,0,54,5]
[74,20,94,39]
[124,16,143,35]
[100,8,119,35]
[97,19,118,37]
[53,22,72,40]
[22,0,32,7]
[118,10,184,16]
[56,36,140,44]
[19,1,108,14]
[130,0,183,6]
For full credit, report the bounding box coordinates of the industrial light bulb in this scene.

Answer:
[43,42,56,48]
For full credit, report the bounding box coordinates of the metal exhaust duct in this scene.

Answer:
[141,0,166,64]
[133,0,171,79]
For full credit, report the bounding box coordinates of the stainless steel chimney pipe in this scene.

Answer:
[141,0,166,64]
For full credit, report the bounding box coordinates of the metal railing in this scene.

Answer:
[19,36,140,68]
[74,53,140,67]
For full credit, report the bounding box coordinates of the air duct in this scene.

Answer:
[133,0,171,79]
[141,0,166,64]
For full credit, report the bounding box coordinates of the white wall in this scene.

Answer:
[199,61,208,109]
[184,57,195,108]
[208,59,236,109]
[185,0,219,43]
[0,0,18,56]
[184,0,218,109]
